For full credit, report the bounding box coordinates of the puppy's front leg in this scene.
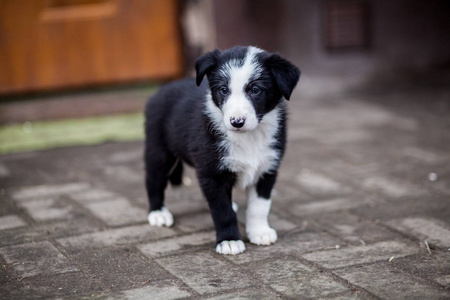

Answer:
[246,173,278,245]
[198,172,245,255]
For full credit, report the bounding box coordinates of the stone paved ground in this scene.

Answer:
[1,81,449,299]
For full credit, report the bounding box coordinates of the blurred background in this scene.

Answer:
[0,0,449,152]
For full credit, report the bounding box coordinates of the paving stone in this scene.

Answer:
[0,163,10,177]
[138,231,215,257]
[317,128,374,145]
[0,274,24,300]
[156,195,210,216]
[296,169,351,196]
[17,197,77,222]
[291,99,401,130]
[327,143,385,166]
[279,143,335,180]
[0,241,78,278]
[175,212,214,232]
[249,258,348,298]
[433,177,450,196]
[267,213,298,232]
[403,146,445,163]
[12,271,103,299]
[103,165,142,183]
[12,183,90,201]
[435,275,450,288]
[302,240,420,269]
[362,177,425,198]
[392,249,450,285]
[322,293,367,300]
[352,196,450,222]
[334,263,449,299]
[83,198,147,226]
[386,217,450,249]
[204,287,281,299]
[331,223,394,245]
[0,215,27,230]
[57,225,176,254]
[108,149,142,164]
[156,252,253,294]
[225,230,340,265]
[291,198,366,216]
[69,188,120,203]
[108,280,191,300]
[0,218,100,247]
[314,211,399,245]
[137,183,210,217]
[271,184,313,203]
[72,248,171,291]
[1,85,450,300]
[319,159,383,184]
[163,183,210,215]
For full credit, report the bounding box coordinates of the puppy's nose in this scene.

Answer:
[230,117,245,128]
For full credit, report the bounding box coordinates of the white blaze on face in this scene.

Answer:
[221,47,263,132]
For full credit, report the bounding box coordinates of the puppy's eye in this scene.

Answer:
[250,87,261,95]
[219,87,229,96]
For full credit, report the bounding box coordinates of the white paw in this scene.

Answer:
[148,207,173,227]
[247,226,277,245]
[216,240,246,255]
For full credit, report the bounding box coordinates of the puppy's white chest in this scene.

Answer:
[220,109,281,189]
[224,141,278,189]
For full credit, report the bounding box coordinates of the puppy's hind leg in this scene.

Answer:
[145,149,175,227]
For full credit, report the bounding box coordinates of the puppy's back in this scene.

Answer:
[144,78,210,163]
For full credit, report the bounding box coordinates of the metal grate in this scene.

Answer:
[325,0,370,50]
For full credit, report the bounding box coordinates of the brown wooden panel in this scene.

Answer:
[0,0,183,94]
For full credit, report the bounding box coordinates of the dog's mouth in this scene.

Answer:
[230,129,246,133]
[228,127,253,133]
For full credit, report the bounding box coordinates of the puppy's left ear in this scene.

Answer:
[266,54,301,100]
[195,49,221,86]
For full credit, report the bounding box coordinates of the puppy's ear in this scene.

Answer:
[266,54,300,100]
[195,49,221,86]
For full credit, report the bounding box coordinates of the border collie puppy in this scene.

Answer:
[144,46,300,255]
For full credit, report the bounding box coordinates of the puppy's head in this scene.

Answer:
[196,46,300,132]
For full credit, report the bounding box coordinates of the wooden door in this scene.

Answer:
[0,0,183,94]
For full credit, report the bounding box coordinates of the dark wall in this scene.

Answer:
[372,0,450,70]
[213,0,284,53]
[212,0,450,82]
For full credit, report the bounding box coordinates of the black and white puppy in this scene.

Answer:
[144,46,300,255]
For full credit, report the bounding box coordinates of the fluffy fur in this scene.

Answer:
[144,46,300,255]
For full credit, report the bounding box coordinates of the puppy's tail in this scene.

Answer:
[168,158,183,186]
